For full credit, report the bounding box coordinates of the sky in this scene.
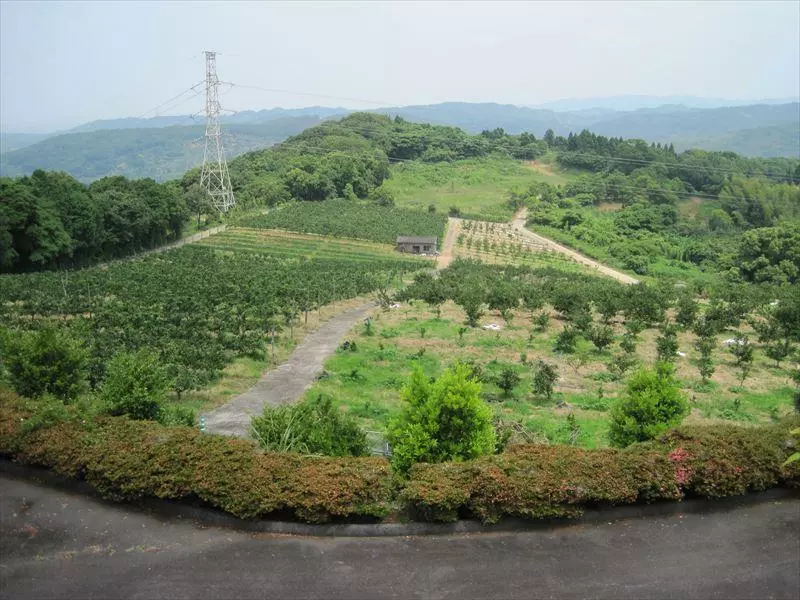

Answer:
[1,0,799,133]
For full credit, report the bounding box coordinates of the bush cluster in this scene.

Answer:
[1,391,797,525]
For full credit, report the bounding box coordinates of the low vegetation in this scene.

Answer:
[1,391,797,524]
[232,199,447,245]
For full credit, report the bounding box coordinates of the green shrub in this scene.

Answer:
[1,392,797,525]
[553,325,579,354]
[251,394,369,457]
[159,404,196,427]
[496,367,521,397]
[387,365,496,474]
[3,327,86,401]
[609,365,689,448]
[532,360,559,401]
[101,350,169,421]
[587,324,615,352]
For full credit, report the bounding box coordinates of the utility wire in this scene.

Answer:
[135,81,205,119]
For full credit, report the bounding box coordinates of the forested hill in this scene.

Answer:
[2,102,796,184]
[375,102,800,157]
[3,112,799,279]
[0,117,321,183]
[218,112,799,208]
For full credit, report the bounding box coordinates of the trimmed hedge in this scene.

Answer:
[0,394,391,523]
[1,391,798,524]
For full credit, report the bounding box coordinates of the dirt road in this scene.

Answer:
[203,302,375,437]
[512,208,639,284]
[436,217,460,270]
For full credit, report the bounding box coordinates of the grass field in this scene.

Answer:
[385,157,577,222]
[304,299,796,449]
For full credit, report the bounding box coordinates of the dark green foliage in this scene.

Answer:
[532,360,559,401]
[609,365,689,448]
[675,294,698,329]
[488,282,519,324]
[729,336,754,387]
[101,350,169,421]
[1,245,418,396]
[655,322,680,363]
[0,170,187,272]
[624,283,669,325]
[453,286,486,327]
[251,394,369,457]
[554,326,579,354]
[387,366,496,474]
[3,327,86,401]
[233,199,447,245]
[695,336,716,383]
[496,367,521,398]
[533,313,550,332]
[587,324,615,352]
[619,332,638,355]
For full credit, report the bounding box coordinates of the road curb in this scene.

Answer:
[3,459,798,538]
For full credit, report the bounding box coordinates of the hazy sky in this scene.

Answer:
[1,0,798,132]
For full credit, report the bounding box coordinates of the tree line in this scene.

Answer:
[1,170,188,273]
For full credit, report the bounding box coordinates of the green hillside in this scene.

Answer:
[0,117,320,182]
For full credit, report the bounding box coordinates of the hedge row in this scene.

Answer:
[403,423,800,523]
[1,393,798,524]
[0,395,392,523]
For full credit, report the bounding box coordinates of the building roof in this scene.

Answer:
[396,236,438,244]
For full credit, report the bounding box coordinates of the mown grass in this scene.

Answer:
[385,157,577,222]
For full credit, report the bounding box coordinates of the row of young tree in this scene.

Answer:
[1,170,189,273]
[400,259,800,381]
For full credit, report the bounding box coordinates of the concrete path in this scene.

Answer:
[2,474,798,599]
[203,302,374,437]
[512,208,639,284]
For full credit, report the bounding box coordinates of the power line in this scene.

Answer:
[136,81,205,119]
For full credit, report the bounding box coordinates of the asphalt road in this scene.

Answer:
[2,474,799,600]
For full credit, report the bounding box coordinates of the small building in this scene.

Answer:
[396,236,437,255]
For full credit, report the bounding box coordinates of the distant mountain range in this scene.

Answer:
[530,94,798,112]
[1,101,797,182]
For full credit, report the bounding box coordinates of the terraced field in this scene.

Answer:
[198,228,434,264]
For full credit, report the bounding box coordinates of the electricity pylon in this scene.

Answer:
[199,50,236,213]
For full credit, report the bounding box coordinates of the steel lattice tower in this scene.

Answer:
[199,51,236,212]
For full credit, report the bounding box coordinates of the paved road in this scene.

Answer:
[512,208,639,284]
[203,302,375,437]
[2,475,798,599]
